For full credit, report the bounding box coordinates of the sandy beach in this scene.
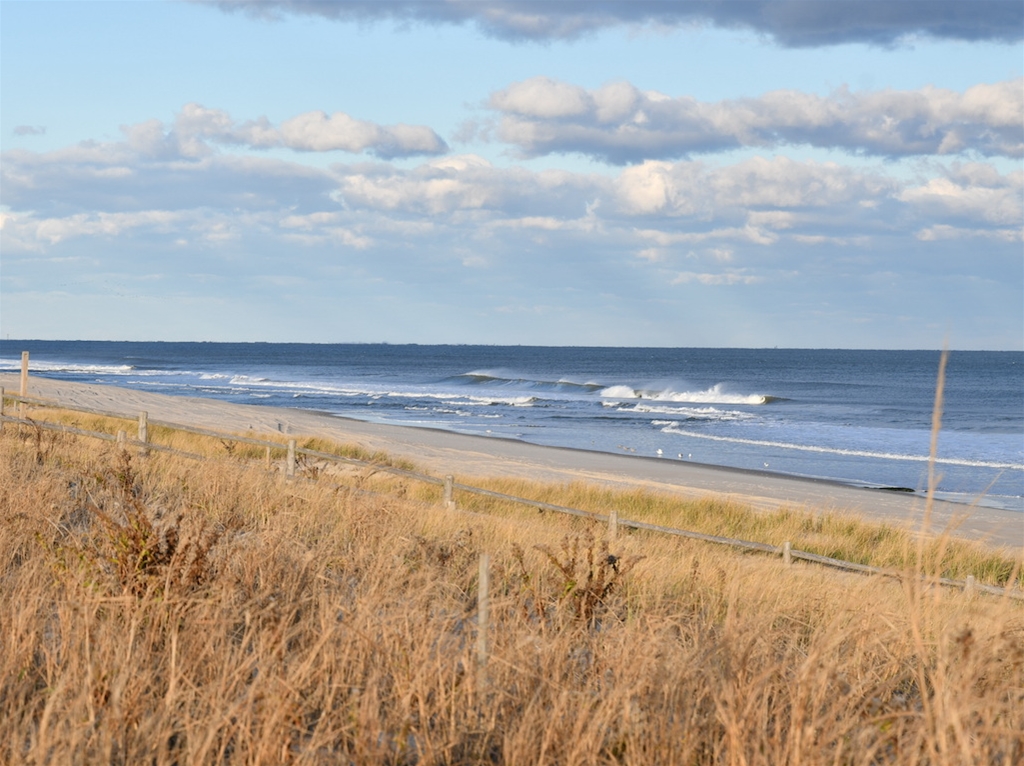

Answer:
[3,373,1021,551]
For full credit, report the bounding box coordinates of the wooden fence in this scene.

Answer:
[1,385,1020,602]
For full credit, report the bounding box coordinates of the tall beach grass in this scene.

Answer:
[1,418,1022,764]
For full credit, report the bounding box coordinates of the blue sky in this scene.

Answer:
[2,1,1022,348]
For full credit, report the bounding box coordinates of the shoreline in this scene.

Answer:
[3,373,1021,551]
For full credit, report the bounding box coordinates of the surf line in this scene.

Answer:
[655,425,1024,471]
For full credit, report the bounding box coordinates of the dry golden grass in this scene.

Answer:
[12,405,417,470]
[2,422,1023,764]
[12,402,1021,588]
[451,477,1023,588]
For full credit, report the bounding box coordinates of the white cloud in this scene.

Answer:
[332,155,601,217]
[1,210,185,251]
[898,165,1023,226]
[489,77,590,118]
[112,103,449,160]
[486,77,1024,162]
[276,111,446,157]
[614,157,894,217]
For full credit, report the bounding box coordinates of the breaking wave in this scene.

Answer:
[601,383,776,406]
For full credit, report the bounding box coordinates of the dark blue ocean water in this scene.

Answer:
[2,342,1022,512]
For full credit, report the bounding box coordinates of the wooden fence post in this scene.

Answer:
[265,445,272,470]
[477,553,490,697]
[782,541,792,566]
[19,351,28,419]
[965,575,976,597]
[138,411,149,456]
[443,475,455,509]
[0,387,5,433]
[608,509,619,543]
[287,439,297,477]
[116,430,127,449]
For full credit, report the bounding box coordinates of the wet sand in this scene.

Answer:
[3,373,1021,551]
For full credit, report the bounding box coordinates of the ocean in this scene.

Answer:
[2,342,1022,512]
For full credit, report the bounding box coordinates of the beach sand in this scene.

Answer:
[3,373,1021,551]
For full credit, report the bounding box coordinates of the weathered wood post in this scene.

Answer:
[137,411,149,456]
[443,475,455,509]
[476,553,490,697]
[0,386,5,433]
[287,439,297,477]
[116,429,127,449]
[782,541,792,566]
[19,351,28,419]
[608,509,619,543]
[965,575,976,597]
[265,445,272,470]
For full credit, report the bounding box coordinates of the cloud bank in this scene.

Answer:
[207,0,1024,46]
[5,126,1020,257]
[487,77,1024,162]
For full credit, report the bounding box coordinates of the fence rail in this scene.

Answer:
[1,388,1020,602]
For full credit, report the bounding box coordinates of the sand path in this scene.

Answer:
[3,373,1021,551]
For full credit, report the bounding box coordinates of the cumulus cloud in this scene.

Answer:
[613,156,895,216]
[487,77,1024,162]
[170,103,448,158]
[204,1,1023,46]
[99,103,447,161]
[898,163,1023,226]
[332,154,600,217]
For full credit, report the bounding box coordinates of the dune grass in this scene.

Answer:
[8,400,1022,588]
[2,419,1023,764]
[448,477,1023,588]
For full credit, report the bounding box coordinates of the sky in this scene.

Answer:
[1,1,1022,349]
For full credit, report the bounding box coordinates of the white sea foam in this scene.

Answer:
[654,422,1024,471]
[600,383,769,405]
[0,359,136,375]
[600,385,640,399]
[604,402,755,420]
[460,395,537,407]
